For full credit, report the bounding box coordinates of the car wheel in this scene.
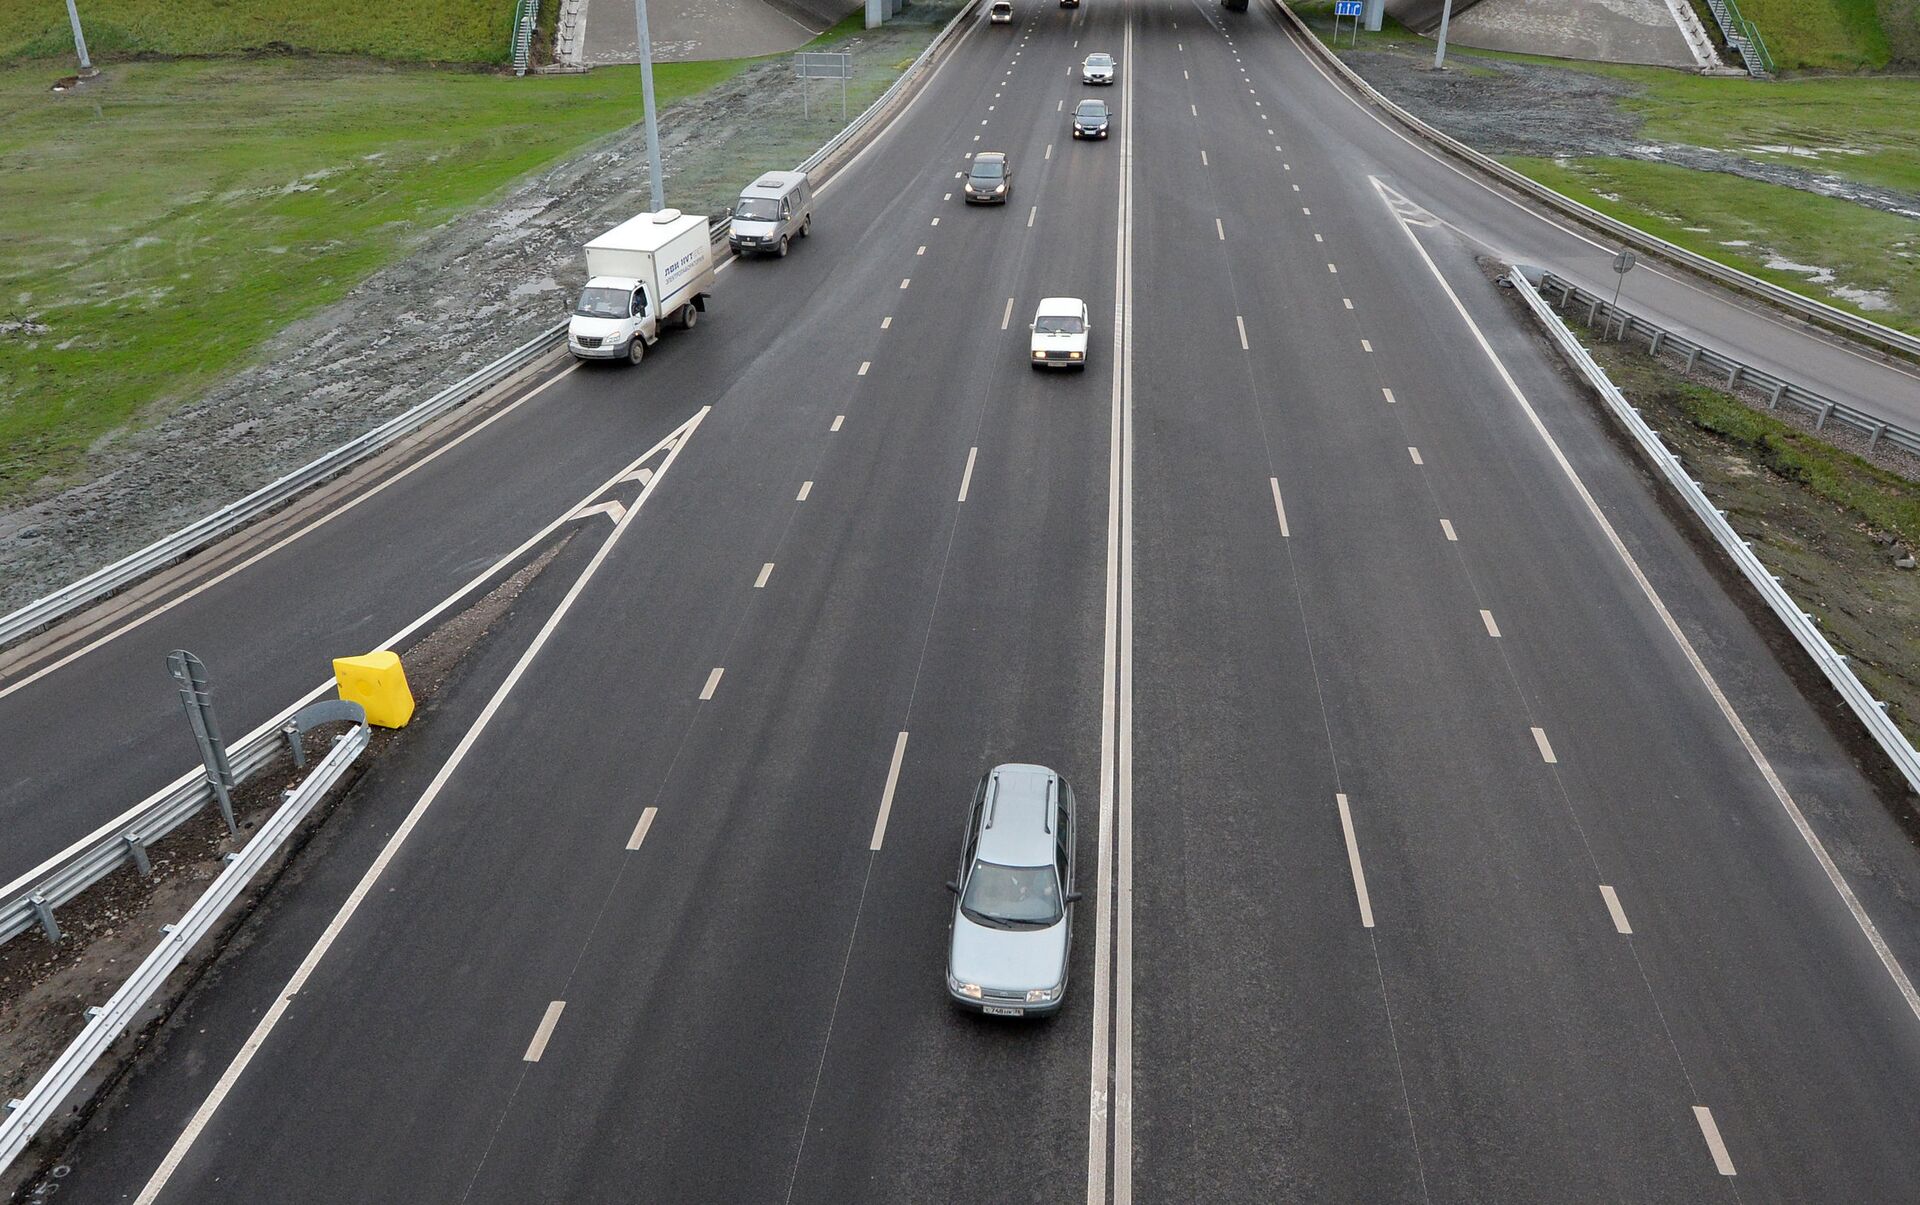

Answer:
[627,337,645,366]
[778,236,789,258]
[679,303,698,330]
[800,215,812,238]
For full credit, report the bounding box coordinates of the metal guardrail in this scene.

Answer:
[1536,271,1920,459]
[0,698,360,948]
[1510,270,1920,797]
[1270,0,1919,362]
[0,721,368,1176]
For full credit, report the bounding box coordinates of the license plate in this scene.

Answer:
[983,1005,1024,1017]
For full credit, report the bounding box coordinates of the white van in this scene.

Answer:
[729,170,813,259]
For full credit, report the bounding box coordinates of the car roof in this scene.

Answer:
[1035,296,1086,314]
[1086,51,1113,59]
[974,151,1006,163]
[1075,99,1107,109]
[975,764,1064,866]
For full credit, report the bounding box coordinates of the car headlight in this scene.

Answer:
[1032,350,1046,359]
[1026,985,1063,1003]
[1068,351,1083,360]
[950,978,983,999]
[994,184,1006,194]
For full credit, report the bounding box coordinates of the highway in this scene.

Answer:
[19,1,1920,1201]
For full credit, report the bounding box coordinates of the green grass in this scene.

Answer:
[1506,155,1920,333]
[1726,0,1895,71]
[0,56,749,495]
[0,0,514,65]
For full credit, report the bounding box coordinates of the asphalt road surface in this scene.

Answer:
[20,1,1920,1202]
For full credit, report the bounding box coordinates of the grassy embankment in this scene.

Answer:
[0,0,514,64]
[1728,0,1919,72]
[1292,1,1920,332]
[0,2,933,502]
[1583,336,1920,746]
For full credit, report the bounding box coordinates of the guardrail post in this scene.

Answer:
[1648,329,1664,355]
[1726,364,1743,389]
[283,720,307,770]
[1868,424,1887,453]
[168,650,237,835]
[123,832,152,878]
[1585,299,1599,327]
[1816,403,1834,431]
[1767,382,1785,409]
[1684,347,1700,372]
[28,895,59,944]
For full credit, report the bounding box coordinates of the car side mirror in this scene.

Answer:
[1064,891,1084,903]
[947,879,962,894]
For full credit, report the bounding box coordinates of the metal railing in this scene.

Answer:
[1703,0,1774,77]
[1538,271,1920,458]
[1510,270,1920,797]
[795,1,982,177]
[0,722,368,1176]
[511,0,539,75]
[1271,1,1917,360]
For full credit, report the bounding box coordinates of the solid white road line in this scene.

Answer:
[134,408,712,1205]
[1003,296,1016,330]
[523,1001,566,1062]
[1336,794,1376,928]
[831,415,844,432]
[1480,609,1501,638]
[1532,727,1558,763]
[1373,170,1920,1022]
[626,807,658,851]
[958,447,978,502]
[1600,884,1633,934]
[1440,518,1457,541]
[1090,13,1135,1204]
[1236,316,1249,350]
[1270,478,1290,537]
[1382,387,1396,403]
[755,562,774,589]
[796,481,813,501]
[1408,446,1423,465]
[700,668,724,700]
[869,731,910,850]
[1693,1106,1737,1175]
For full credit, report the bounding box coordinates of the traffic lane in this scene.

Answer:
[1124,17,1428,1201]
[1230,0,1920,424]
[429,26,1132,1196]
[1152,27,1727,1199]
[777,125,1123,1205]
[1394,225,1920,1196]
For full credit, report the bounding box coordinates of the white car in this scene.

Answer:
[1082,52,1115,85]
[990,1,1013,23]
[1030,297,1090,370]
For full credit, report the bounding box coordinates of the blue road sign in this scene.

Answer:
[1335,0,1363,13]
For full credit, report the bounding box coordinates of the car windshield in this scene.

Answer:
[735,197,780,221]
[1087,54,1113,66]
[574,286,630,319]
[1035,314,1084,335]
[1076,103,1106,118]
[961,860,1062,928]
[970,160,1005,179]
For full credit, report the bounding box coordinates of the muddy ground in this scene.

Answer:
[1336,46,1920,220]
[0,6,957,616]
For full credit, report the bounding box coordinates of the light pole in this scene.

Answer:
[1432,0,1454,69]
[65,0,93,74]
[632,0,666,211]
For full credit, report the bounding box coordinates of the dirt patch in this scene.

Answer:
[0,7,958,615]
[0,534,567,1198]
[1337,46,1920,218]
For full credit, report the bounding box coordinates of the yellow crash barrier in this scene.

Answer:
[333,651,415,729]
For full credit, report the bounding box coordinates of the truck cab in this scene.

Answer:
[569,278,654,364]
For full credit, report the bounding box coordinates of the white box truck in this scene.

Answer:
[568,208,716,365]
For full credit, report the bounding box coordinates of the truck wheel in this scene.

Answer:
[777,236,790,258]
[627,337,645,365]
[679,303,698,330]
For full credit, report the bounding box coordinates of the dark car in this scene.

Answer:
[964,152,1012,204]
[1072,99,1110,140]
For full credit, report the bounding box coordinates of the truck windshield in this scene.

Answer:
[575,287,630,319]
[961,860,1061,929]
[735,197,781,221]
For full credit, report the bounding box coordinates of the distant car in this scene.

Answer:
[990,0,1014,23]
[946,764,1080,1017]
[1072,99,1109,140]
[1030,297,1090,369]
[1082,52,1115,84]
[1060,0,1080,7]
[964,152,1012,204]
